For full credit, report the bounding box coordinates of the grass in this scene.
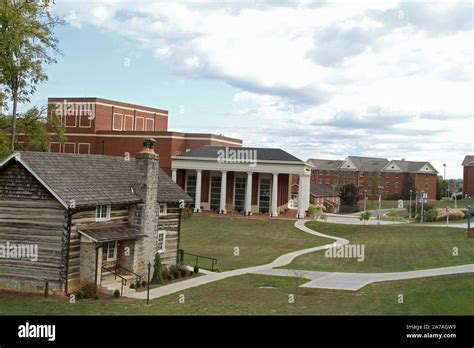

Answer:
[0,273,473,315]
[281,222,474,273]
[180,215,330,271]
[360,198,472,211]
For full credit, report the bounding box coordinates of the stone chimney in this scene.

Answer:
[131,138,159,276]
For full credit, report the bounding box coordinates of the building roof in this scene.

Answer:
[0,151,192,208]
[462,155,474,166]
[384,160,438,173]
[175,146,304,163]
[307,159,344,170]
[78,223,146,242]
[346,156,389,171]
[310,182,339,197]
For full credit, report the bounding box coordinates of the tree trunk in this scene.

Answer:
[10,89,18,152]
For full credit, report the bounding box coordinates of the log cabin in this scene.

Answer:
[0,138,191,295]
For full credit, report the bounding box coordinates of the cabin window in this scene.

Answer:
[106,241,117,262]
[157,231,166,253]
[96,205,111,221]
[159,203,167,216]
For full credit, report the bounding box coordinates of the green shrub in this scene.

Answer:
[82,282,97,299]
[178,264,188,277]
[169,264,181,279]
[150,253,163,284]
[141,280,147,287]
[135,279,141,289]
[76,289,85,300]
[213,267,222,273]
[161,266,171,281]
[113,289,120,298]
[424,208,439,222]
[193,265,199,274]
[129,283,135,289]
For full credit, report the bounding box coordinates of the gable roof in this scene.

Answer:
[307,159,344,170]
[175,146,304,163]
[310,182,339,197]
[462,155,474,166]
[346,156,389,171]
[383,160,438,173]
[0,152,191,208]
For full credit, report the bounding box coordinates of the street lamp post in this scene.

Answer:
[468,196,472,237]
[443,164,447,198]
[409,189,412,220]
[420,191,425,223]
[377,186,384,225]
[415,190,418,221]
[363,189,367,212]
[146,262,151,305]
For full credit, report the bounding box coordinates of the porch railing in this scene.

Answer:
[102,265,127,296]
[178,249,218,271]
[116,265,142,288]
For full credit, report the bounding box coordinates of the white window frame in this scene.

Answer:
[62,142,76,154]
[124,114,134,131]
[96,204,111,221]
[79,110,92,128]
[135,116,144,131]
[112,113,123,131]
[159,203,168,216]
[49,142,61,153]
[64,113,77,128]
[106,241,118,262]
[157,231,166,253]
[78,143,91,154]
[145,117,155,131]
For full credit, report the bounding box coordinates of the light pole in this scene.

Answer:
[468,195,472,238]
[363,189,367,212]
[146,262,151,305]
[415,190,418,221]
[409,189,412,219]
[454,191,457,208]
[377,185,384,225]
[420,191,425,223]
[443,164,447,198]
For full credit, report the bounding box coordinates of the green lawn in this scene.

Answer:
[180,215,330,271]
[282,222,474,273]
[1,273,473,315]
[360,198,472,211]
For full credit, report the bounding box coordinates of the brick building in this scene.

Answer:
[27,97,242,175]
[307,156,438,199]
[462,155,474,196]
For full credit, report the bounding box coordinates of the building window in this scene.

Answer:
[395,182,399,188]
[386,182,390,187]
[210,176,222,210]
[234,177,246,212]
[186,175,197,198]
[96,205,111,221]
[159,203,167,216]
[106,241,117,261]
[157,231,166,252]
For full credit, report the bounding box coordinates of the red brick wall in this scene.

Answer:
[463,166,474,196]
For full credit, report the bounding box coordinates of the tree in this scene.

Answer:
[402,177,416,200]
[359,210,372,225]
[150,253,163,285]
[339,183,359,207]
[0,106,64,160]
[0,0,64,151]
[436,175,444,200]
[368,170,381,204]
[386,208,400,223]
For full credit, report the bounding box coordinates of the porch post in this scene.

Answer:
[194,169,202,213]
[245,172,253,215]
[297,175,305,218]
[220,171,227,214]
[171,168,177,183]
[271,173,279,217]
[297,174,310,218]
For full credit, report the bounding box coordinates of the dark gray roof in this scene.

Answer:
[387,160,438,173]
[462,155,474,166]
[310,182,339,197]
[78,223,145,242]
[1,151,191,208]
[346,156,389,171]
[175,146,303,163]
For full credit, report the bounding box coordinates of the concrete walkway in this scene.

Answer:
[125,219,474,299]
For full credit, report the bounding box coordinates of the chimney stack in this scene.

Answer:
[132,138,159,275]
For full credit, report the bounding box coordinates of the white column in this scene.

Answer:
[297,175,305,218]
[171,169,177,183]
[302,175,311,213]
[245,172,253,215]
[271,173,279,217]
[220,171,227,214]
[194,169,202,213]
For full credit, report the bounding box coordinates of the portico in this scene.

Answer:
[171,146,311,218]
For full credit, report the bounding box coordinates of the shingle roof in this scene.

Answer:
[388,160,438,173]
[78,223,146,242]
[307,159,344,170]
[175,146,303,163]
[310,182,339,197]
[346,156,389,171]
[462,155,474,166]
[1,151,191,208]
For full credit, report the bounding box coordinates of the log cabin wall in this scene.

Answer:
[157,202,181,265]
[0,162,68,294]
[70,205,129,291]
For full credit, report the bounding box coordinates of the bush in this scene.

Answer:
[423,208,439,222]
[436,209,465,221]
[135,279,141,289]
[76,289,85,300]
[113,289,120,298]
[178,264,187,278]
[129,283,135,289]
[82,282,97,299]
[169,264,181,279]
[142,280,147,287]
[193,265,199,274]
[150,253,163,284]
[213,266,222,273]
[161,266,172,281]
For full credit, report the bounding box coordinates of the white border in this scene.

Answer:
[78,142,91,154]
[112,113,123,131]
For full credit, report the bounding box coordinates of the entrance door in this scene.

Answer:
[210,176,222,210]
[234,177,246,212]
[259,178,271,213]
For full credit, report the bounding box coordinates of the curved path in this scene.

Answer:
[124,220,473,299]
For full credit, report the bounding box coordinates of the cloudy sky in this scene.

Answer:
[24,0,473,178]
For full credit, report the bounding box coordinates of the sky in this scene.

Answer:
[16,0,474,178]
